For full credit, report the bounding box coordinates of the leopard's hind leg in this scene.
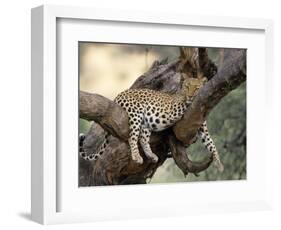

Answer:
[139,126,158,163]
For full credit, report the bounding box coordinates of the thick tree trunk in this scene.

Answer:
[79,47,246,186]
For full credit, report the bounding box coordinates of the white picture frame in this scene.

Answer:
[31,4,274,225]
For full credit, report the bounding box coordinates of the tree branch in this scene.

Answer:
[168,135,213,176]
[173,49,246,144]
[80,91,129,140]
[79,47,246,186]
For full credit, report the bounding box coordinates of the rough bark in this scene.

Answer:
[173,49,246,144]
[79,47,246,186]
[80,92,129,140]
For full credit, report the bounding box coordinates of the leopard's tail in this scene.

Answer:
[79,132,109,161]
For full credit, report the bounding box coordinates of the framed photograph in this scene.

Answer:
[31,5,274,224]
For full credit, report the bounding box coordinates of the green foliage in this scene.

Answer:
[80,118,91,134]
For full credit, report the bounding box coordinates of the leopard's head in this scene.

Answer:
[183,76,207,102]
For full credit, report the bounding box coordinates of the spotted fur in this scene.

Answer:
[198,121,224,171]
[80,77,223,171]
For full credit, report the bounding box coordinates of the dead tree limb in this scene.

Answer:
[79,47,246,186]
[168,135,213,176]
[80,91,129,140]
[173,49,246,144]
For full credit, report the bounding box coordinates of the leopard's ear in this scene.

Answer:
[180,73,189,86]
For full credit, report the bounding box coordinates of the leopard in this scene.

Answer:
[80,77,224,172]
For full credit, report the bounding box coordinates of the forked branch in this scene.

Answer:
[79,47,246,186]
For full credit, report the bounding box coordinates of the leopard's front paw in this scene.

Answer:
[215,161,224,172]
[212,154,224,172]
[132,153,144,164]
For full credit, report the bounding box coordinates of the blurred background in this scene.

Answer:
[79,42,246,183]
